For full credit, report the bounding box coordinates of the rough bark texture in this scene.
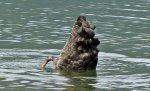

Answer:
[55,16,100,71]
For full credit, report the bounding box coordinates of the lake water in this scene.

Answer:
[0,0,150,91]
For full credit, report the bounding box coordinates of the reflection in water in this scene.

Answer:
[58,70,97,91]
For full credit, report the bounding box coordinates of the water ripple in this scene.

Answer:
[100,15,150,20]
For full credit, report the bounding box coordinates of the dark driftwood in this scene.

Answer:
[41,16,100,71]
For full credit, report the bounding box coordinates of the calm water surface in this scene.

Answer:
[0,0,150,91]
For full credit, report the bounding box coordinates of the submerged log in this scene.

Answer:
[41,15,100,71]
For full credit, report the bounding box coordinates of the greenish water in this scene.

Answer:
[0,0,150,91]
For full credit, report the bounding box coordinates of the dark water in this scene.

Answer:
[0,0,150,91]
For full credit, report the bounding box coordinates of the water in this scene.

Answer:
[0,0,150,91]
